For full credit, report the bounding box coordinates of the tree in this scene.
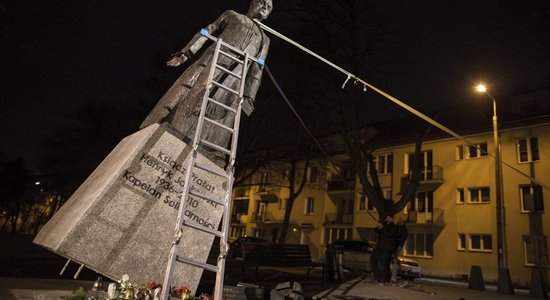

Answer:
[276,0,421,219]
[276,128,314,244]
[0,157,38,233]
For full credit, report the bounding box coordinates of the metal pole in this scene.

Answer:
[488,93,514,294]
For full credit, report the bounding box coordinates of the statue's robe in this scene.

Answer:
[140,10,270,166]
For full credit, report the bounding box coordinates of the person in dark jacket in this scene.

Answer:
[372,214,397,284]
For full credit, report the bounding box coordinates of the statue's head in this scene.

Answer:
[248,0,273,21]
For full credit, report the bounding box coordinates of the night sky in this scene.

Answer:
[1,0,549,168]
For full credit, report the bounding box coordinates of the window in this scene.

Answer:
[252,228,265,239]
[469,234,492,251]
[517,137,540,163]
[278,198,288,210]
[405,150,433,180]
[523,235,549,266]
[282,169,289,179]
[375,153,393,174]
[404,232,433,257]
[307,166,318,183]
[409,191,433,213]
[520,185,544,212]
[456,145,464,160]
[468,187,490,203]
[324,228,353,245]
[358,195,367,211]
[458,233,466,251]
[342,167,355,181]
[457,188,465,204]
[259,172,269,192]
[467,142,488,159]
[305,197,314,214]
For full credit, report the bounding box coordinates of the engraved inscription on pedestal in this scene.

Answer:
[34,123,226,293]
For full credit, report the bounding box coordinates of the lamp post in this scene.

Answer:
[475,84,513,294]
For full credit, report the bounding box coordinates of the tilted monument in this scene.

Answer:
[34,0,272,296]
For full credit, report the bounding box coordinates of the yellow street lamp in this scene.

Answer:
[475,83,513,294]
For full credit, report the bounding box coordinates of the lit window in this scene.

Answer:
[324,228,353,244]
[467,142,488,159]
[359,195,367,211]
[468,187,490,203]
[404,232,433,257]
[469,234,492,251]
[360,195,376,211]
[408,191,433,214]
[456,145,464,160]
[517,137,540,163]
[282,169,289,179]
[405,150,433,180]
[305,197,314,214]
[523,235,549,266]
[457,188,465,204]
[307,166,318,183]
[377,153,393,175]
[279,198,288,210]
[259,172,269,192]
[520,185,544,212]
[458,233,466,251]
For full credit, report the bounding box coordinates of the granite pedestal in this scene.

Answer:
[34,123,227,294]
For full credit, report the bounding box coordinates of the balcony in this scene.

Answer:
[230,213,249,224]
[257,186,280,203]
[324,212,354,225]
[327,180,355,203]
[233,186,251,199]
[406,208,445,233]
[400,165,444,194]
[250,212,276,223]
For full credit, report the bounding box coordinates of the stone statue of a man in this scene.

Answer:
[140,0,273,167]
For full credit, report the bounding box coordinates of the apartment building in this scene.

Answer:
[228,90,550,287]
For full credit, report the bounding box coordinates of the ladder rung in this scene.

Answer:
[204,117,235,133]
[175,255,219,273]
[219,49,244,64]
[189,190,226,207]
[208,97,237,113]
[194,162,230,179]
[215,64,243,79]
[182,219,223,238]
[200,139,232,155]
[211,81,240,96]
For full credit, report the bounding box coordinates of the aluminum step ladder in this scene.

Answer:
[160,29,264,300]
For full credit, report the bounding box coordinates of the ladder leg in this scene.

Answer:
[59,259,71,275]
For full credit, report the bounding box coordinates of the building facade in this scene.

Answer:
[229,116,550,288]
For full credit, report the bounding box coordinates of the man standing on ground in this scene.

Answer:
[391,218,408,282]
[373,214,397,284]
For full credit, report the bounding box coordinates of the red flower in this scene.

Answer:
[199,293,213,300]
[146,281,159,290]
[175,286,191,296]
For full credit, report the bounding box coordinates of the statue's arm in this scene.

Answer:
[167,10,233,67]
[242,37,270,116]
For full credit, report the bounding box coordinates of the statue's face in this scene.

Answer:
[248,0,272,21]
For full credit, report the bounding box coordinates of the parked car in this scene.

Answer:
[228,236,271,259]
[326,240,422,279]
[395,256,422,280]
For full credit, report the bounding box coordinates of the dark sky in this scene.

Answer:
[1,0,549,168]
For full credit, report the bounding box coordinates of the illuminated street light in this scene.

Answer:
[476,84,487,93]
[475,83,514,294]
